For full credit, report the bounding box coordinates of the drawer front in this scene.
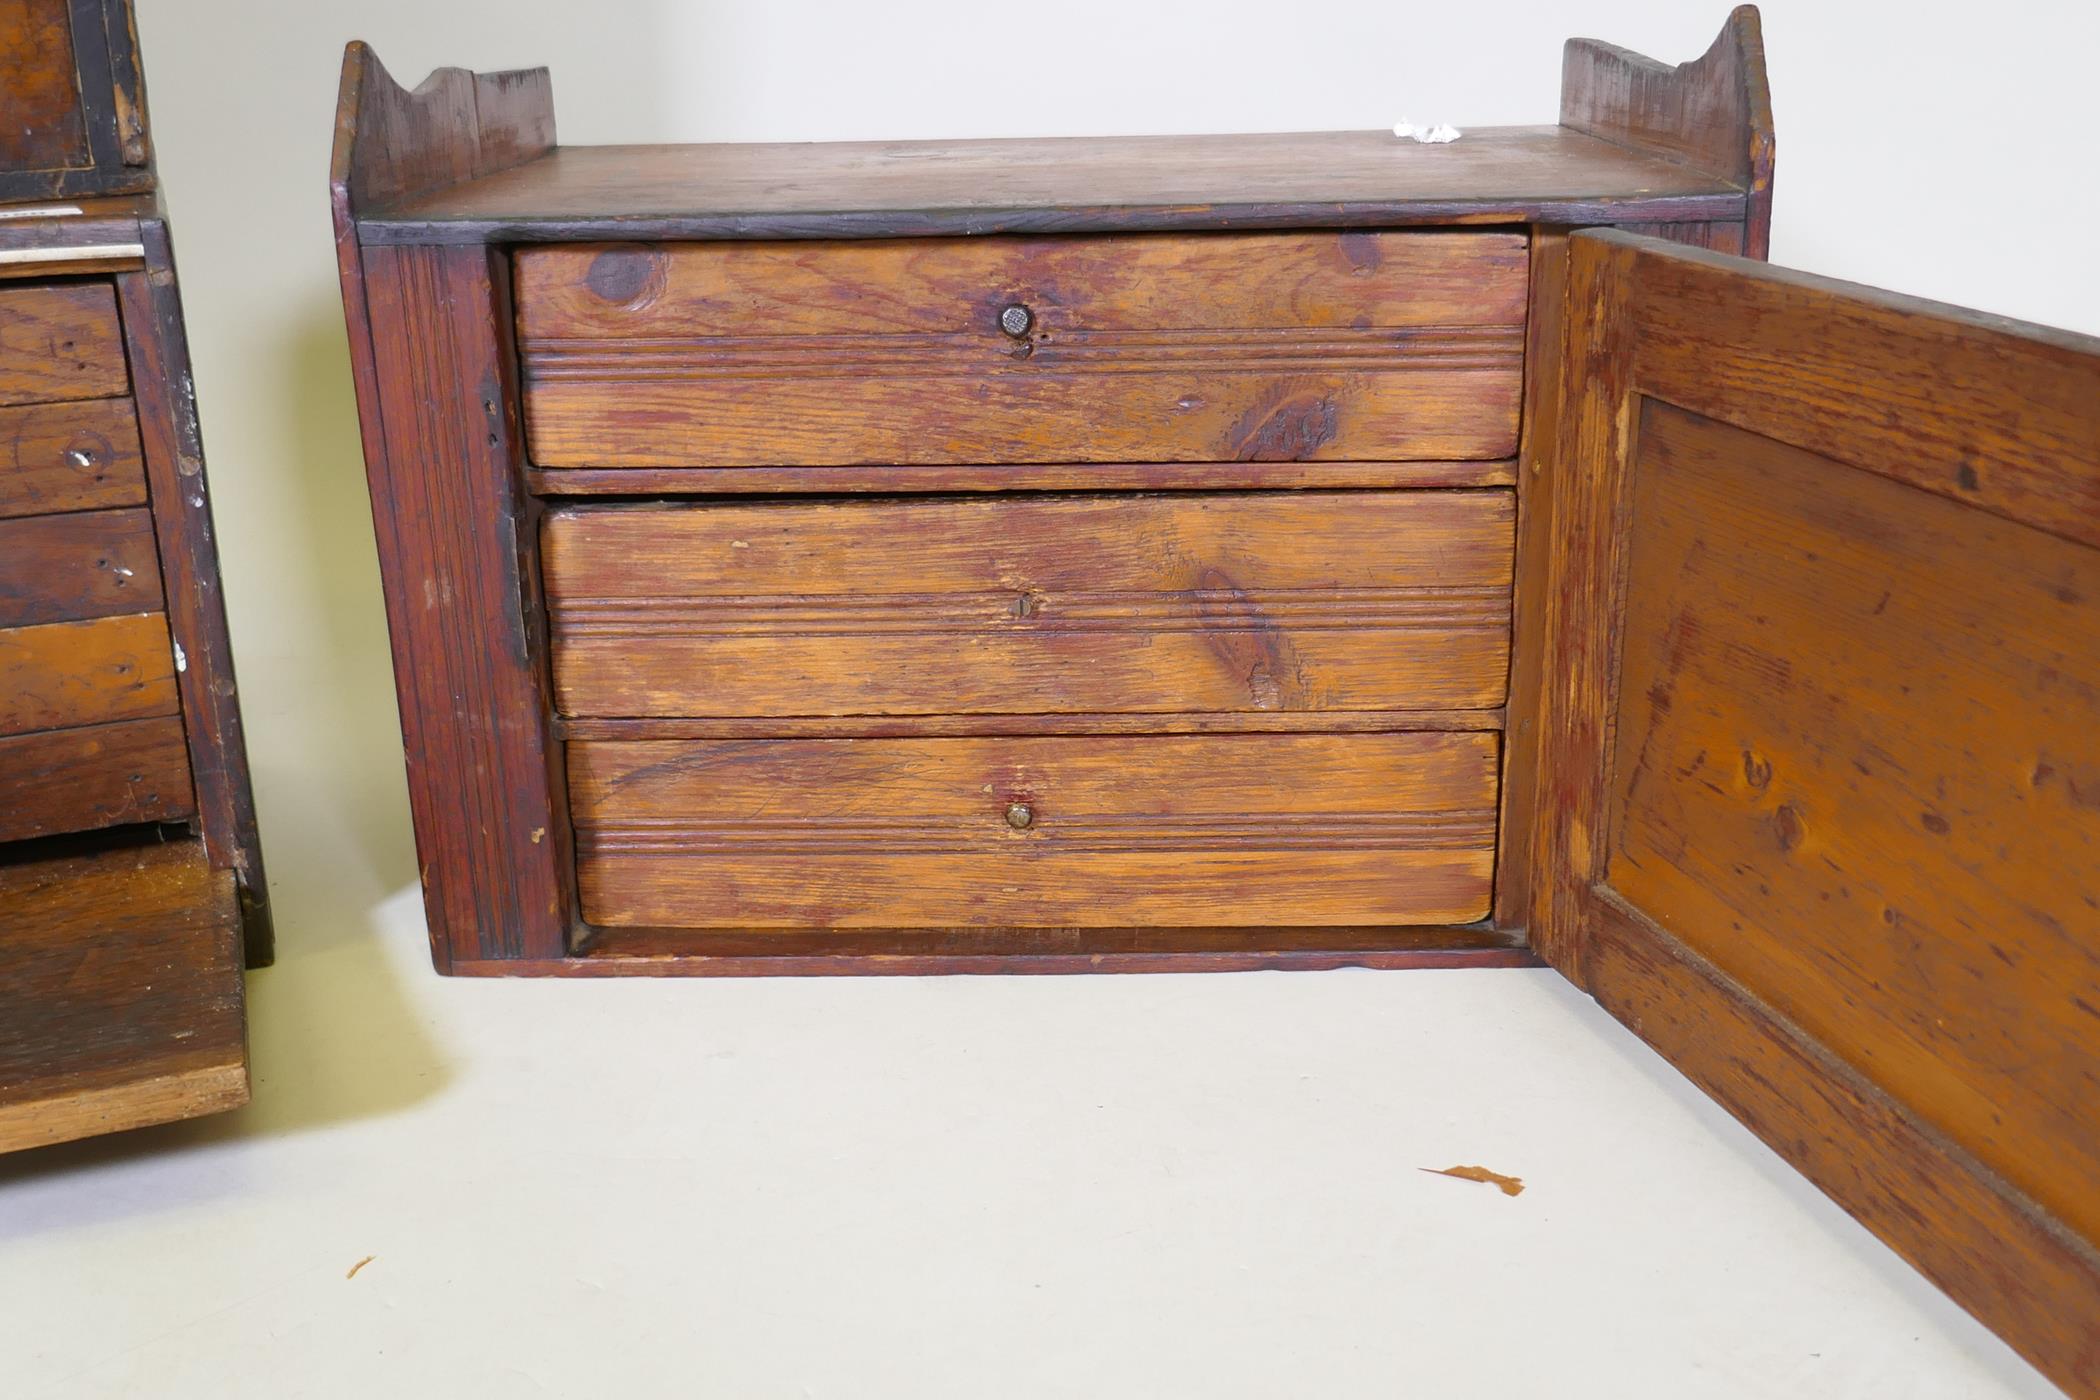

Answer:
[0,283,130,409]
[570,732,1499,928]
[544,490,1513,718]
[0,715,195,844]
[0,612,180,738]
[516,232,1527,467]
[0,507,163,629]
[0,399,148,520]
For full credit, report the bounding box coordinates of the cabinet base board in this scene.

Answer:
[440,925,1536,977]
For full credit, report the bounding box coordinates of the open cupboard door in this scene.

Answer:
[1532,229,2100,1393]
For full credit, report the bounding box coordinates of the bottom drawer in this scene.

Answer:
[570,732,1498,929]
[0,715,195,844]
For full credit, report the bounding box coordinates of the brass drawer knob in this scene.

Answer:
[998,303,1034,338]
[1005,801,1035,830]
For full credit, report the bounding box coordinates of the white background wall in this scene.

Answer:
[129,0,2100,943]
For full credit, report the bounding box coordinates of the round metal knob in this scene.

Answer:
[65,448,95,468]
[998,303,1034,338]
[1005,802,1035,830]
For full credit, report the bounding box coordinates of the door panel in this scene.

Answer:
[1612,397,2100,1240]
[1537,230,2100,1395]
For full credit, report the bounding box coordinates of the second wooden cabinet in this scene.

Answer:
[331,12,2100,1390]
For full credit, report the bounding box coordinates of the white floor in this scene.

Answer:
[0,670,2063,1398]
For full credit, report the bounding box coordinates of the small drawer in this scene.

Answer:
[515,231,1527,468]
[0,282,130,409]
[0,398,148,520]
[0,507,164,630]
[0,612,180,739]
[0,715,194,844]
[543,490,1514,719]
[569,731,1499,928]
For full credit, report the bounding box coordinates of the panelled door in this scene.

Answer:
[1534,229,2100,1395]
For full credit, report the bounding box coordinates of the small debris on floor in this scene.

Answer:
[346,1255,375,1280]
[1422,1164,1524,1196]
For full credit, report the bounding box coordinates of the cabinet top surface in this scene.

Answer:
[356,125,1748,245]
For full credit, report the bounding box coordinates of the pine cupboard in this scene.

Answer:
[331,9,2100,1389]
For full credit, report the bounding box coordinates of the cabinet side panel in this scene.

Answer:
[118,229,272,963]
[355,242,572,967]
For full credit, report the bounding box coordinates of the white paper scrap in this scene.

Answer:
[1392,120,1462,144]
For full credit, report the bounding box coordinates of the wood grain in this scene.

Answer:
[354,125,1749,246]
[0,280,130,408]
[517,233,1527,467]
[1493,230,1569,930]
[0,0,90,173]
[0,6,260,1160]
[350,242,573,966]
[518,232,1529,338]
[524,460,1516,497]
[0,610,177,736]
[1611,398,2100,1245]
[559,711,1503,741]
[543,491,1514,718]
[0,198,146,264]
[572,732,1499,929]
[1562,5,1774,256]
[459,932,1538,978]
[0,396,145,518]
[1585,894,2100,1398]
[1537,229,2100,1398]
[326,22,1779,977]
[0,0,154,202]
[1617,220,1747,256]
[120,230,274,964]
[0,713,193,842]
[0,837,247,1155]
[0,506,162,628]
[581,925,1524,961]
[1531,231,1640,974]
[331,40,555,214]
[525,924,1538,978]
[1625,248,2100,554]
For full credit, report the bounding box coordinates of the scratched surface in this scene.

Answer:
[514,232,1527,468]
[542,491,1514,719]
[0,281,131,408]
[0,507,164,627]
[0,837,245,1152]
[571,731,1499,929]
[1607,398,2100,1250]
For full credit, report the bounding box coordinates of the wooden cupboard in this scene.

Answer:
[0,0,269,1152]
[331,8,2099,1388]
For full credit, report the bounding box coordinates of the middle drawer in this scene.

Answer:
[543,490,1513,719]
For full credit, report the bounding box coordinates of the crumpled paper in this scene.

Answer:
[1392,119,1462,144]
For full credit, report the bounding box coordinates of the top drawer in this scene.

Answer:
[514,232,1527,469]
[0,283,131,409]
